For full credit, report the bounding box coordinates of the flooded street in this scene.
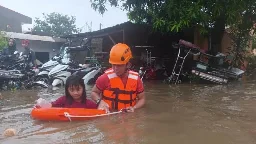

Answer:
[1,80,256,144]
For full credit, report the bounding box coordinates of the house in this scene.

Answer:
[62,22,194,66]
[0,5,32,32]
[4,32,66,63]
[63,21,249,70]
[0,6,67,64]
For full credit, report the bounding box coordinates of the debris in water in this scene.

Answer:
[222,97,231,101]
[3,128,16,137]
[52,87,59,91]
[227,106,242,112]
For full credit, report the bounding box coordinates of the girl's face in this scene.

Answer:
[68,85,83,101]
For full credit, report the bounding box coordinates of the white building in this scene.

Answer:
[3,31,66,63]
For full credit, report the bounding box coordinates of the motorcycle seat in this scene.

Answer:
[67,68,83,73]
[72,70,93,78]
[179,40,200,49]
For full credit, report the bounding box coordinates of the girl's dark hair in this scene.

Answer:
[65,74,86,105]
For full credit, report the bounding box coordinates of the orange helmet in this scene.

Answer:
[109,43,133,65]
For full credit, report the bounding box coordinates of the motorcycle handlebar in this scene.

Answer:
[172,43,179,49]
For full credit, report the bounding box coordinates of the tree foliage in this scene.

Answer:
[91,0,256,33]
[33,12,81,37]
[0,32,7,51]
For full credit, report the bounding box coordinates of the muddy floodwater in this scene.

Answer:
[1,79,256,144]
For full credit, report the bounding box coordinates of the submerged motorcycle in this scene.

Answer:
[32,47,69,88]
[0,51,38,90]
[72,62,103,85]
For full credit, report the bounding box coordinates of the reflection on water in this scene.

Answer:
[1,80,256,144]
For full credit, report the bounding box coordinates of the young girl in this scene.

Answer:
[35,75,98,109]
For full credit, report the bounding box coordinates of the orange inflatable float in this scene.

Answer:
[31,108,108,121]
[31,108,126,121]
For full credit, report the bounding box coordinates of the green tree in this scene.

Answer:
[33,12,81,37]
[90,0,256,52]
[0,31,7,51]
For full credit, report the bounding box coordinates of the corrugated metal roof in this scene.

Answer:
[62,21,152,38]
[2,31,66,42]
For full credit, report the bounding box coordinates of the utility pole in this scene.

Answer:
[100,23,103,30]
[90,21,92,32]
[85,22,88,32]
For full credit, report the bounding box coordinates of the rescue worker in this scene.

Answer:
[21,39,37,68]
[91,43,146,113]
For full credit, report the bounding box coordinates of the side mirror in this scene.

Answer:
[14,51,19,55]
[52,56,58,60]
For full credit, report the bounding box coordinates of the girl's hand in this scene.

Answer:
[126,106,135,113]
[35,98,52,108]
[33,104,41,109]
[97,100,110,113]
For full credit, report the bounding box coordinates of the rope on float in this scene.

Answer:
[64,109,125,122]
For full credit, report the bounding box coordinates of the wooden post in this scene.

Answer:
[123,29,125,43]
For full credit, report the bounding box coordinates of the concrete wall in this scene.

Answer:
[194,28,232,54]
[0,6,32,33]
[14,39,62,63]
[193,27,253,70]
[220,32,233,54]
[193,28,208,53]
[194,27,253,54]
[0,17,24,32]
